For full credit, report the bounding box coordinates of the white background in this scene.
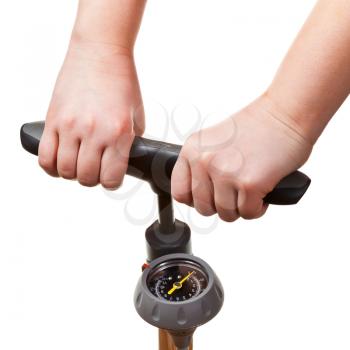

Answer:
[1,0,350,349]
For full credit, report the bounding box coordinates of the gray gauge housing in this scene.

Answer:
[134,253,224,331]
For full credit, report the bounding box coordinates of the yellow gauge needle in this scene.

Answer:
[167,272,194,295]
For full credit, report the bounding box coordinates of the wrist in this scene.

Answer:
[70,30,134,58]
[65,33,137,78]
[71,0,146,54]
[258,89,320,146]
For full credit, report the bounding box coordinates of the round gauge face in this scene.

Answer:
[147,260,209,303]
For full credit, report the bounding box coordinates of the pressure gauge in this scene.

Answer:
[134,253,224,331]
[147,259,208,302]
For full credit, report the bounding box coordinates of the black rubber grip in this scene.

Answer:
[20,121,311,205]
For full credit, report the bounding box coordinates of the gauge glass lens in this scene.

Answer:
[147,260,208,302]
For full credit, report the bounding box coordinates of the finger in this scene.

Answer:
[100,137,133,190]
[171,155,193,206]
[213,180,240,222]
[76,140,102,187]
[237,189,268,220]
[56,133,80,179]
[191,161,215,216]
[38,126,59,177]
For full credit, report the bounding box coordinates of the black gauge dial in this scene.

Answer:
[147,260,208,302]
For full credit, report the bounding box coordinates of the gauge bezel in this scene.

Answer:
[134,253,224,331]
[144,256,213,306]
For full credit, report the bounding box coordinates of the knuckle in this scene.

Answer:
[238,200,267,220]
[78,180,98,187]
[218,210,239,223]
[38,155,53,171]
[197,152,213,169]
[110,120,133,138]
[102,183,122,190]
[61,173,75,180]
[79,118,96,135]
[58,164,76,179]
[78,174,98,187]
[60,115,77,130]
[227,216,239,223]
[240,177,260,192]
[196,205,215,217]
[173,190,191,204]
[247,208,267,220]
[100,164,126,190]
[103,121,134,145]
[192,191,214,213]
[207,157,230,179]
[101,178,123,190]
[239,211,256,220]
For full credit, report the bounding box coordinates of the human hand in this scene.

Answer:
[38,39,144,189]
[171,94,313,222]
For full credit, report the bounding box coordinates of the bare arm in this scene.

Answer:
[73,0,146,49]
[267,0,350,144]
[39,0,147,189]
[172,0,350,222]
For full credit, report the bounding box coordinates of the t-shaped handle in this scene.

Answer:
[20,121,311,205]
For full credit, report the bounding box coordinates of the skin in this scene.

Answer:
[40,0,350,222]
[39,0,146,189]
[172,0,350,221]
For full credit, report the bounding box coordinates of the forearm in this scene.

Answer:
[265,0,350,144]
[72,0,147,51]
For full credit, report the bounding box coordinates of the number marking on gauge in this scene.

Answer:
[148,261,208,303]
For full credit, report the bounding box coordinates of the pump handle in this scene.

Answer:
[20,121,311,205]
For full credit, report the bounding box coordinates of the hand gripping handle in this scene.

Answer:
[20,121,311,205]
